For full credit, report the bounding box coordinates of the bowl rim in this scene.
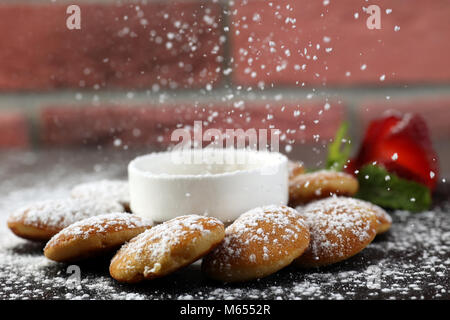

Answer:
[128,148,288,180]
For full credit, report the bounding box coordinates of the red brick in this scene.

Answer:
[357,98,450,141]
[41,106,152,146]
[0,2,223,90]
[39,102,346,147]
[0,111,29,148]
[231,0,450,86]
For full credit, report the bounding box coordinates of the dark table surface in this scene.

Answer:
[0,149,448,300]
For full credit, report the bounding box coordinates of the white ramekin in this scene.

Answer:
[128,149,288,223]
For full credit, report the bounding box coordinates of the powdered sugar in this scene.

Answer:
[1,203,448,300]
[357,198,393,225]
[298,197,377,258]
[71,180,130,208]
[209,205,307,268]
[290,170,355,192]
[288,160,304,178]
[229,205,306,240]
[297,170,353,182]
[115,215,222,275]
[49,213,152,241]
[8,198,124,230]
[0,151,448,299]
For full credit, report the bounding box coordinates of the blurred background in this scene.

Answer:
[0,0,449,176]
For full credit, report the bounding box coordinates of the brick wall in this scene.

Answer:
[0,0,449,153]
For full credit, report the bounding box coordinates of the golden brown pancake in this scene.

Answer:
[110,215,225,283]
[289,170,359,207]
[7,199,123,241]
[44,213,152,262]
[294,197,378,268]
[202,205,310,282]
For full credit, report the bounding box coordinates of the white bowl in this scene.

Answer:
[128,149,288,223]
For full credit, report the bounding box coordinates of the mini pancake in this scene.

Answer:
[288,160,305,180]
[71,180,130,212]
[7,199,124,241]
[358,200,392,234]
[44,213,153,262]
[289,170,359,207]
[293,197,378,268]
[202,205,310,283]
[109,215,225,283]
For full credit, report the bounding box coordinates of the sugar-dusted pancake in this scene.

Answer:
[289,170,359,206]
[288,160,305,180]
[294,197,378,268]
[8,198,124,241]
[202,205,310,282]
[71,180,130,212]
[110,215,225,283]
[357,200,392,234]
[44,213,152,262]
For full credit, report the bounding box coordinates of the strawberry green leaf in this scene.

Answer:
[356,164,432,212]
[326,122,352,172]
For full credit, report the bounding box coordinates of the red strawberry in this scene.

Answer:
[347,114,401,169]
[346,112,439,190]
